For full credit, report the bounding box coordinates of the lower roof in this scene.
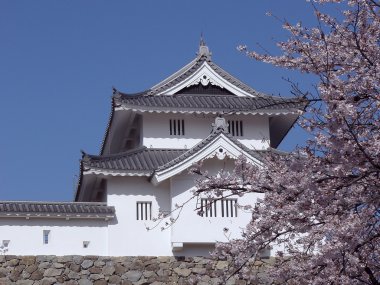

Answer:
[0,201,115,220]
[83,147,187,175]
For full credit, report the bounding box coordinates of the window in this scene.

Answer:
[136,202,152,220]
[169,119,185,136]
[227,120,243,136]
[221,199,238,217]
[200,198,238,218]
[200,199,217,217]
[43,230,50,244]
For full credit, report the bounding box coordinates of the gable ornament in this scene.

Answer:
[212,116,229,133]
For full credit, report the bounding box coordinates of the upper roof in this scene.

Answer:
[137,48,266,98]
[0,201,115,220]
[114,92,305,115]
[112,42,307,113]
[99,42,307,154]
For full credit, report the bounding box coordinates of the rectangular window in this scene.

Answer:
[201,199,217,217]
[169,119,185,136]
[221,199,238,217]
[200,198,238,218]
[227,120,243,136]
[136,202,152,220]
[43,230,50,244]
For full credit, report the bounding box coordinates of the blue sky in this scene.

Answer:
[0,1,322,201]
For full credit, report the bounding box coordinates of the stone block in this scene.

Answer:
[101,265,115,275]
[81,260,94,269]
[108,274,121,284]
[89,267,102,274]
[6,259,19,267]
[43,268,63,277]
[20,256,36,266]
[15,280,34,285]
[30,269,44,280]
[41,277,57,285]
[78,279,93,285]
[53,262,65,269]
[68,271,80,279]
[0,268,8,278]
[94,260,105,267]
[114,264,126,275]
[123,270,142,282]
[173,267,191,277]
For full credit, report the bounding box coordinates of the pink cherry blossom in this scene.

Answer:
[195,1,380,284]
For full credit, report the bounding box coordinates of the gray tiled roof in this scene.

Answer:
[84,130,278,175]
[148,54,268,97]
[0,201,115,219]
[114,92,306,114]
[155,129,264,172]
[83,147,187,173]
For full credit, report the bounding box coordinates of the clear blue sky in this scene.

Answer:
[0,1,321,201]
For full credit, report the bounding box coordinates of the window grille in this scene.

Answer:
[221,199,238,217]
[227,120,243,136]
[201,199,217,217]
[200,198,237,218]
[136,202,152,220]
[169,119,185,136]
[43,230,50,244]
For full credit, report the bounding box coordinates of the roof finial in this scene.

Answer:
[200,32,206,47]
[198,33,211,59]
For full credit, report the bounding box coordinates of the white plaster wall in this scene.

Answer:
[107,176,173,256]
[170,158,261,245]
[142,113,270,150]
[0,219,108,255]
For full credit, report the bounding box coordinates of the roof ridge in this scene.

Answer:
[86,146,148,160]
[85,147,188,162]
[150,56,205,91]
[0,201,109,205]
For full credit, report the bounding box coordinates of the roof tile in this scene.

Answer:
[0,201,115,219]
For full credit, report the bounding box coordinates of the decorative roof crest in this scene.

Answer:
[212,115,229,133]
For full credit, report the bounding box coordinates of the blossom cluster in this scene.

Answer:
[197,1,380,284]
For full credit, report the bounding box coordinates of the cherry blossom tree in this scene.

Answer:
[194,1,380,284]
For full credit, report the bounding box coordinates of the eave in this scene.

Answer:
[151,130,264,185]
[0,201,115,220]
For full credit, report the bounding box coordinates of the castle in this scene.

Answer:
[0,42,305,256]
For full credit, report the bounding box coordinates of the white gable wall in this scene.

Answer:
[170,158,260,247]
[106,176,173,256]
[105,157,260,256]
[0,219,108,255]
[142,113,270,150]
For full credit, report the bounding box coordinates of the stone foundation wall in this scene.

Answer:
[0,255,248,285]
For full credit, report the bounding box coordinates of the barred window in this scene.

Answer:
[200,199,217,217]
[227,120,243,136]
[43,230,50,244]
[221,199,238,217]
[169,119,185,136]
[136,202,152,220]
[200,198,237,218]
